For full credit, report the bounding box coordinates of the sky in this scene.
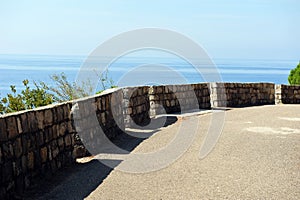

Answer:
[0,0,299,59]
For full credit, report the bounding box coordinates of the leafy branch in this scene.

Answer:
[0,80,54,114]
[0,70,117,114]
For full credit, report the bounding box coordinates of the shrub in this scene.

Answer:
[40,73,94,102]
[288,62,300,85]
[0,80,54,114]
[0,71,117,114]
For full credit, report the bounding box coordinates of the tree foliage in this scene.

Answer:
[288,62,300,85]
[94,69,117,94]
[0,80,54,114]
[0,71,116,114]
[40,73,94,102]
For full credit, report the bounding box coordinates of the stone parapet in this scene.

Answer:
[0,82,299,198]
[149,83,211,116]
[276,84,300,104]
[210,82,275,107]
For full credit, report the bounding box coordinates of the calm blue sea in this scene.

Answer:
[0,54,297,98]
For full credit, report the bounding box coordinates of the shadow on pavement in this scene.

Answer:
[22,116,178,200]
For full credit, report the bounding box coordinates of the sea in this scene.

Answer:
[0,54,298,98]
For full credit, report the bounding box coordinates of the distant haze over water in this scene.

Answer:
[0,54,297,98]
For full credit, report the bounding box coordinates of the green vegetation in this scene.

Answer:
[94,69,117,94]
[288,62,300,85]
[40,73,94,102]
[0,80,54,114]
[0,71,116,114]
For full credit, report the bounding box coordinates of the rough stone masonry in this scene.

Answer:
[0,82,299,199]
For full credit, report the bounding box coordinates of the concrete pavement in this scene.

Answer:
[27,105,300,199]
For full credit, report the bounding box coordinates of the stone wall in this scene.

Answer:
[210,83,275,107]
[149,83,211,116]
[122,84,211,127]
[122,86,150,128]
[192,83,211,109]
[72,89,125,156]
[0,102,75,199]
[0,89,125,199]
[0,82,298,199]
[275,84,300,104]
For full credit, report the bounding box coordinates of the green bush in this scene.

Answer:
[288,62,300,85]
[0,80,54,114]
[94,69,117,93]
[41,71,116,102]
[40,73,94,102]
[0,71,117,114]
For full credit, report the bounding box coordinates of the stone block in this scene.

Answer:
[27,152,34,170]
[16,117,23,134]
[52,107,58,124]
[156,86,163,94]
[50,159,57,173]
[58,122,67,137]
[105,96,110,110]
[44,109,53,126]
[2,142,14,159]
[55,106,64,122]
[127,107,133,115]
[122,88,130,99]
[137,88,143,96]
[52,124,59,139]
[70,134,75,146]
[36,110,45,130]
[64,134,72,147]
[6,117,18,139]
[136,105,143,113]
[27,112,38,132]
[0,118,7,142]
[52,147,59,159]
[13,137,22,158]
[63,104,71,120]
[101,112,106,124]
[138,96,147,105]
[170,100,175,107]
[57,159,62,169]
[148,86,154,94]
[166,100,170,107]
[20,134,28,155]
[110,93,118,107]
[50,140,58,151]
[20,113,29,133]
[72,145,86,158]
[40,147,47,163]
[57,137,64,150]
[12,160,21,176]
[36,131,44,147]
[21,155,27,173]
[44,128,51,143]
[67,120,75,133]
[47,146,52,161]
[95,97,101,111]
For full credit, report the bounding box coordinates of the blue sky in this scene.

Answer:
[0,0,299,59]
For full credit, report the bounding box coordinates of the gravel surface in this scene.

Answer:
[27,105,300,200]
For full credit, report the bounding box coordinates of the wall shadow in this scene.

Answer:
[22,116,178,200]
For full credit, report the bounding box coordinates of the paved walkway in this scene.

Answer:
[27,105,300,200]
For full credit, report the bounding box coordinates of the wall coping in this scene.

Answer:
[0,82,298,118]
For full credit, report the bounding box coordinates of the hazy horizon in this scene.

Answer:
[0,0,299,60]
